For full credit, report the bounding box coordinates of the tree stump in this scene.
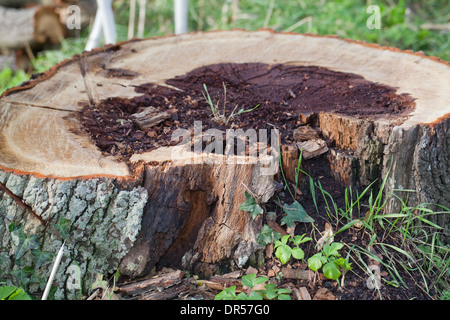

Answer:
[0,30,449,299]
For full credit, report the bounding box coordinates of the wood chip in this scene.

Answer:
[292,287,312,300]
[267,220,288,236]
[131,106,173,130]
[139,283,189,300]
[296,139,329,159]
[316,222,334,252]
[246,266,258,275]
[201,276,243,292]
[293,125,320,141]
[222,270,243,279]
[313,287,336,300]
[281,267,310,280]
[118,270,185,295]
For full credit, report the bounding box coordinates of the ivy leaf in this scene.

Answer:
[55,216,72,239]
[239,191,263,219]
[8,222,22,233]
[323,261,341,280]
[31,249,54,269]
[10,267,34,287]
[256,224,281,246]
[13,231,40,260]
[280,201,314,228]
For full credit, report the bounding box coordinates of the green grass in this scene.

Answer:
[324,178,450,299]
[277,147,449,299]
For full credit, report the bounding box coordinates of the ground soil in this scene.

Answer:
[78,63,431,300]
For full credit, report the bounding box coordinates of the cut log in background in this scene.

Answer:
[0,5,65,50]
[0,30,449,299]
[0,0,96,73]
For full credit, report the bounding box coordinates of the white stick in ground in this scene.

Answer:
[41,241,65,300]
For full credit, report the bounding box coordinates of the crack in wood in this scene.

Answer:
[78,56,96,108]
[0,180,47,226]
[1,100,79,113]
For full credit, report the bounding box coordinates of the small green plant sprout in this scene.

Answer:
[274,234,312,265]
[239,191,263,219]
[91,269,121,300]
[202,83,260,125]
[307,242,352,285]
[214,273,291,300]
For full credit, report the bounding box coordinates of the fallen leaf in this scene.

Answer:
[316,222,334,252]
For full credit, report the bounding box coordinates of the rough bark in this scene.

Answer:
[0,171,148,300]
[0,30,449,299]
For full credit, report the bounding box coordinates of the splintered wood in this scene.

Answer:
[131,107,174,130]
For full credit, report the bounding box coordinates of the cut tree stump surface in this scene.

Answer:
[0,30,449,299]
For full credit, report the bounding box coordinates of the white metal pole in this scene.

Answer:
[174,0,188,35]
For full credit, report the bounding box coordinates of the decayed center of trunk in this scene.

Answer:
[78,62,415,164]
